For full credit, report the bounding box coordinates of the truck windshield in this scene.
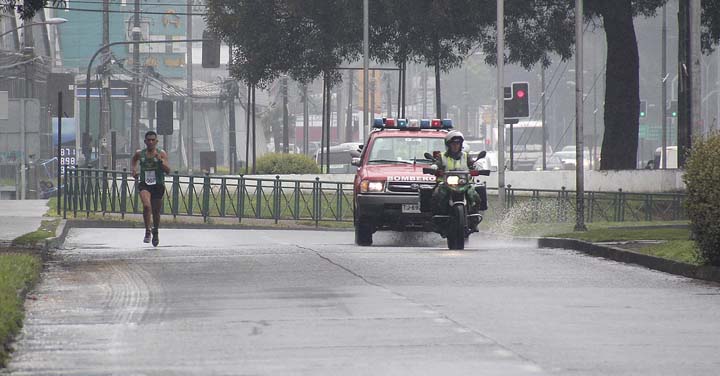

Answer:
[368,137,445,163]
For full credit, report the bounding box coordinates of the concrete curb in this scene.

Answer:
[539,237,720,284]
[43,219,69,251]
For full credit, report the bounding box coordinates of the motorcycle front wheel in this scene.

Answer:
[446,204,466,250]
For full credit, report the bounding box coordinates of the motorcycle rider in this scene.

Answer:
[432,130,483,226]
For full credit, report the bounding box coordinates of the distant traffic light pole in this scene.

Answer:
[496,0,506,209]
[82,38,208,166]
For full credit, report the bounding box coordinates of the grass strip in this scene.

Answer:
[551,226,690,242]
[550,224,698,265]
[0,253,41,367]
[639,240,698,265]
[12,219,60,246]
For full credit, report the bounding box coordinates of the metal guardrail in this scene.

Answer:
[62,167,354,226]
[62,167,687,225]
[494,185,686,223]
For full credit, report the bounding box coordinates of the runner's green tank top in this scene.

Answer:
[139,148,165,185]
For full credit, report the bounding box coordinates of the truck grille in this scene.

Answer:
[387,182,419,193]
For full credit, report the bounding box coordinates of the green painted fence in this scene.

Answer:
[61,167,687,225]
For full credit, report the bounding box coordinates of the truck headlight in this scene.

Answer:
[446,175,460,186]
[360,180,385,193]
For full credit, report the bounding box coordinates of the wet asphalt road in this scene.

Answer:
[4,228,720,375]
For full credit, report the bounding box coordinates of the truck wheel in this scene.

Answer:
[355,221,373,246]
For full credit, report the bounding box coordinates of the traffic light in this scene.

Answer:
[504,82,529,119]
[639,100,647,118]
[156,100,173,135]
[669,100,678,117]
[503,86,512,100]
[202,30,221,68]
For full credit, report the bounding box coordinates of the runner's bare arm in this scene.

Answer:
[159,150,171,174]
[131,150,141,179]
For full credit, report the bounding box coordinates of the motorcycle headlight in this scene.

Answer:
[360,180,385,193]
[446,175,460,186]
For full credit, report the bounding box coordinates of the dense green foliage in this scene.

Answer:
[255,153,320,175]
[0,254,41,366]
[683,132,720,266]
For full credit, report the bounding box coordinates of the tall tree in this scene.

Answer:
[480,0,668,170]
[369,0,487,118]
[206,0,288,172]
[702,0,720,53]
[2,0,56,19]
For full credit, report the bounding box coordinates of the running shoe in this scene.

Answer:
[151,227,159,247]
[143,229,152,243]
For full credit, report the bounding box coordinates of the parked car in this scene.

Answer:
[464,140,497,171]
[315,142,362,174]
[533,154,566,171]
[554,149,592,169]
[647,146,678,169]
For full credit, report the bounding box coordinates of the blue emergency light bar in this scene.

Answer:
[373,117,453,130]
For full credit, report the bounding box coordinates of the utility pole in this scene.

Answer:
[362,0,369,135]
[541,67,547,171]
[335,76,342,145]
[678,0,701,167]
[282,76,289,153]
[186,0,194,172]
[302,84,309,154]
[422,69,427,118]
[21,17,35,200]
[131,0,140,155]
[496,0,506,208]
[346,70,354,142]
[227,80,237,174]
[574,0,587,231]
[661,5,668,169]
[100,0,111,169]
[386,73,392,117]
[689,1,702,139]
[464,65,469,135]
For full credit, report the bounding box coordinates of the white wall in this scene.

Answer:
[244,169,686,193]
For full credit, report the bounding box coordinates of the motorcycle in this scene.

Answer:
[419,151,490,250]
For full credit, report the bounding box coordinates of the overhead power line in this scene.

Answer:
[61,0,208,7]
[50,6,207,16]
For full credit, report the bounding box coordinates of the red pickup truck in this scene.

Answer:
[352,118,454,245]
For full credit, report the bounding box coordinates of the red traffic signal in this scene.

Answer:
[504,82,529,119]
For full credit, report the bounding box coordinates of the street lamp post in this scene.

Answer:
[0,17,67,39]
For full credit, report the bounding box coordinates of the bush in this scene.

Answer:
[255,153,320,175]
[684,131,720,265]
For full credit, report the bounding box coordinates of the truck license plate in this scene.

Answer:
[402,203,421,213]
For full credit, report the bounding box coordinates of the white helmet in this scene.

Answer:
[444,130,464,148]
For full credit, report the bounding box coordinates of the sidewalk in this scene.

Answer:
[0,199,49,246]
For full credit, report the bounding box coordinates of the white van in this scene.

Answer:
[650,146,678,169]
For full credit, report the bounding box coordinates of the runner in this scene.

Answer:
[131,131,171,247]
